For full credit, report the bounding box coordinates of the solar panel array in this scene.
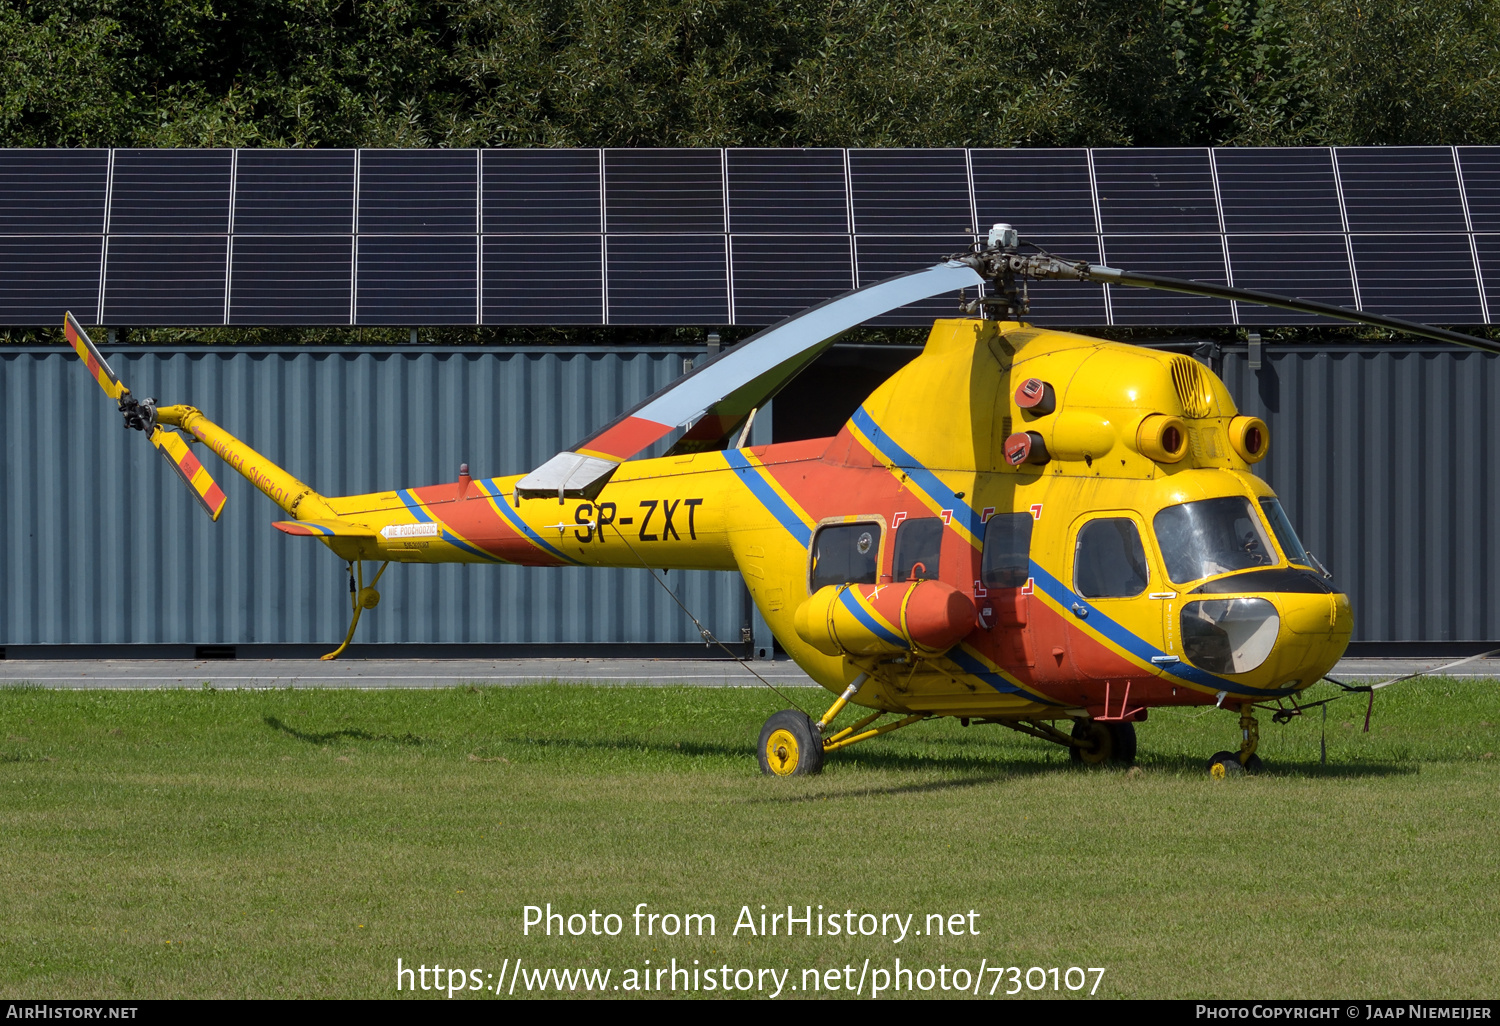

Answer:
[3,146,1498,328]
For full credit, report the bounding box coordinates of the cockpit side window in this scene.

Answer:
[1074,518,1150,598]
[892,517,943,582]
[810,522,881,590]
[1259,498,1312,568]
[981,513,1033,588]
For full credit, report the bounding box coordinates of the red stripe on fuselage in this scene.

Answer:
[750,430,977,586]
[409,482,571,565]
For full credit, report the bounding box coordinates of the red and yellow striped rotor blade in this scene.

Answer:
[151,427,228,521]
[64,311,128,402]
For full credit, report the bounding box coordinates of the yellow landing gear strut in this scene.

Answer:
[322,560,390,661]
[756,673,929,777]
[1208,705,1262,778]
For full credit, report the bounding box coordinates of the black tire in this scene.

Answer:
[1208,750,1246,778]
[1069,719,1137,766]
[1107,721,1137,765]
[1065,720,1111,766]
[1242,753,1264,775]
[758,710,823,777]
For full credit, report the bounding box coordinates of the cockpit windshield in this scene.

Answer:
[1153,497,1277,585]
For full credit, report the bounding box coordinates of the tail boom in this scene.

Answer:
[155,405,333,520]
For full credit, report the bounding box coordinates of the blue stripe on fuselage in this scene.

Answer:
[1025,560,1299,698]
[946,645,1057,701]
[836,588,906,647]
[723,449,813,547]
[470,479,576,564]
[850,406,986,543]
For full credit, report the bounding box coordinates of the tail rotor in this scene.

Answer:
[64,312,228,521]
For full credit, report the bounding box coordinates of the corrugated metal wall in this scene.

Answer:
[4,343,1497,648]
[1224,346,1500,643]
[1,346,754,649]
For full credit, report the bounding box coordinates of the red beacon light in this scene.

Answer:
[1015,378,1056,416]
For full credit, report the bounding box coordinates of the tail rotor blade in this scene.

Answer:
[151,427,228,522]
[65,313,228,522]
[64,311,128,401]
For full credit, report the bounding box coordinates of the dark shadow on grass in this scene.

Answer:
[264,716,424,747]
[498,734,1089,778]
[1136,753,1419,778]
[742,772,1016,802]
[495,732,1424,781]
[1256,759,1419,778]
[496,735,752,760]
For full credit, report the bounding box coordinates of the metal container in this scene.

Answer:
[4,342,1497,651]
[1223,345,1500,645]
[0,345,757,653]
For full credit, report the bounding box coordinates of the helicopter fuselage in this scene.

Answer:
[282,317,1352,721]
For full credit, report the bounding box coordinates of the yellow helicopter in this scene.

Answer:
[64,224,1500,778]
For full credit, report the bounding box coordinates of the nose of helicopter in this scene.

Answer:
[1178,587,1352,694]
[1253,590,1353,692]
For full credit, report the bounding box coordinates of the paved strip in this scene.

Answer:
[0,656,1495,689]
[0,657,821,689]
[1330,658,1500,681]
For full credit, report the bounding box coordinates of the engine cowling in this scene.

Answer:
[793,580,977,658]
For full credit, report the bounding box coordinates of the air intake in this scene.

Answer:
[1171,357,1214,418]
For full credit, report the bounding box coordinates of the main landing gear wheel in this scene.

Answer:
[758,710,824,777]
[1208,751,1246,778]
[1069,720,1136,766]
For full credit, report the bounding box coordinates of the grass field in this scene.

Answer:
[1,678,1497,1000]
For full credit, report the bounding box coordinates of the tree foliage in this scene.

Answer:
[2,0,1498,150]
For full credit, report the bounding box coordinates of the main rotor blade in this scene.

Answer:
[64,311,129,400]
[577,261,985,459]
[1086,266,1500,355]
[151,426,228,521]
[515,261,984,499]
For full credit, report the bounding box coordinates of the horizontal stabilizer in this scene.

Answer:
[272,518,378,538]
[514,451,621,501]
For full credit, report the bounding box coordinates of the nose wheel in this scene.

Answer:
[1208,706,1264,776]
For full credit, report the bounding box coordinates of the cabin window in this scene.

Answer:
[980,513,1033,588]
[810,522,881,590]
[892,517,943,581]
[1074,518,1150,598]
[1153,497,1276,585]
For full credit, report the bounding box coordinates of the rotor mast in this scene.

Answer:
[953,224,1500,354]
